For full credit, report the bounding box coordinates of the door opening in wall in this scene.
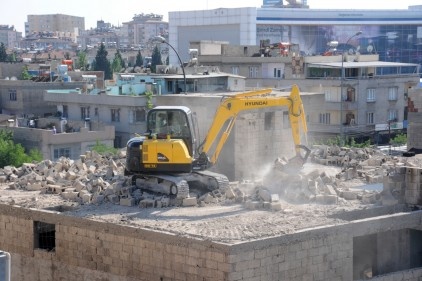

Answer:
[353,229,422,280]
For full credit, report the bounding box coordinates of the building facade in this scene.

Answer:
[0,25,22,49]
[25,14,85,40]
[193,41,420,143]
[168,5,422,68]
[122,13,168,48]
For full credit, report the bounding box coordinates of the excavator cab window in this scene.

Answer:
[147,109,193,149]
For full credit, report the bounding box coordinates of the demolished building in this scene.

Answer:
[0,145,420,280]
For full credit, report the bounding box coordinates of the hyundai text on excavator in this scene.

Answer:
[125,84,310,202]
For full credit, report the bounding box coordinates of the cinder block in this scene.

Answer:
[139,199,155,208]
[342,191,358,200]
[120,197,135,206]
[270,202,283,211]
[182,197,197,207]
[245,201,262,210]
[48,184,65,194]
[315,195,338,205]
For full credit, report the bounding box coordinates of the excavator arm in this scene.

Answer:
[195,84,309,170]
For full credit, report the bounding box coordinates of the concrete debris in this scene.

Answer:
[0,145,419,210]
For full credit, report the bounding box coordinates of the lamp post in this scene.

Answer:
[340,31,362,145]
[153,36,187,94]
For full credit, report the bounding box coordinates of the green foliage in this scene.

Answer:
[0,43,7,62]
[94,43,112,79]
[91,140,118,156]
[28,149,43,162]
[0,129,42,167]
[144,90,154,109]
[21,65,32,80]
[348,138,371,148]
[111,51,123,73]
[115,50,125,68]
[390,133,407,146]
[151,45,162,73]
[135,50,143,67]
[312,136,372,148]
[77,51,88,70]
[8,52,16,62]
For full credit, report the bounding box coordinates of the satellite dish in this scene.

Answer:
[367,45,374,53]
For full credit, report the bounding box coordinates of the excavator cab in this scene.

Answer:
[146,107,198,157]
[125,106,200,175]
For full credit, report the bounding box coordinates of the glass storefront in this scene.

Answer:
[257,24,422,65]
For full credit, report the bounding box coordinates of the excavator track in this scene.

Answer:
[132,171,229,203]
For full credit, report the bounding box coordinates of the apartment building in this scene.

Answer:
[25,14,85,40]
[193,40,420,143]
[0,25,22,49]
[122,13,168,48]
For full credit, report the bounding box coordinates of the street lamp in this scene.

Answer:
[340,31,362,145]
[153,35,187,94]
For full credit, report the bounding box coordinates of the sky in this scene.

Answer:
[1,0,421,33]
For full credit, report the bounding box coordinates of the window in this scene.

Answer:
[367,89,376,102]
[388,110,398,121]
[111,108,120,122]
[231,66,239,75]
[273,68,281,78]
[249,66,258,78]
[388,87,398,101]
[9,89,16,101]
[325,90,341,102]
[130,108,146,123]
[80,107,90,120]
[319,113,331,124]
[264,112,275,130]
[367,112,374,124]
[34,221,55,252]
[94,107,99,116]
[62,105,68,118]
[54,147,70,159]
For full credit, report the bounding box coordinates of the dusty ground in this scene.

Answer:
[0,162,379,244]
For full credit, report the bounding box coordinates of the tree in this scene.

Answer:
[0,130,42,168]
[135,50,143,67]
[151,45,162,73]
[77,51,88,70]
[94,43,112,79]
[21,65,32,80]
[111,51,123,73]
[115,49,125,68]
[8,52,16,62]
[0,43,7,62]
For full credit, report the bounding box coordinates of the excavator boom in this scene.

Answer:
[197,84,309,170]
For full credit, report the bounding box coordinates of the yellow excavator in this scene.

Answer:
[125,84,310,200]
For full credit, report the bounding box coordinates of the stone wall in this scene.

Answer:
[0,204,231,281]
[0,202,421,280]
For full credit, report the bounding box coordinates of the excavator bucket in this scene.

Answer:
[274,145,311,173]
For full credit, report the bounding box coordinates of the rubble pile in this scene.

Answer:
[0,150,245,208]
[310,144,401,182]
[0,146,416,210]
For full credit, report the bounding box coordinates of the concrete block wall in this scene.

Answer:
[227,211,422,281]
[0,202,421,280]
[228,233,353,281]
[407,112,422,150]
[0,204,231,281]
